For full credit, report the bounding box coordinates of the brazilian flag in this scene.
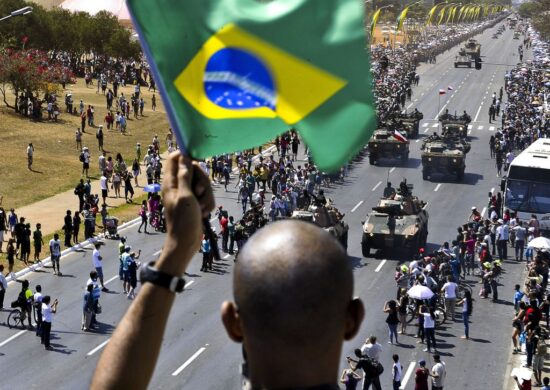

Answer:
[127,0,376,172]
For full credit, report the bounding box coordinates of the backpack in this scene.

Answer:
[79,152,85,162]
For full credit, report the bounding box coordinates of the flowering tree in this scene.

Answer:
[0,49,74,112]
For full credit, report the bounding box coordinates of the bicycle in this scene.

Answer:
[7,307,27,329]
[405,300,447,327]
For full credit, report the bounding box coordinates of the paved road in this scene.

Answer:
[0,22,526,389]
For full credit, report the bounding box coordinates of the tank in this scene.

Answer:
[463,39,481,59]
[454,55,472,68]
[361,184,429,257]
[367,129,410,165]
[438,112,471,139]
[421,133,471,181]
[291,204,349,250]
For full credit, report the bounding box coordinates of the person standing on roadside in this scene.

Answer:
[75,128,82,151]
[441,276,458,321]
[392,354,403,390]
[41,296,58,350]
[92,243,109,292]
[137,201,148,234]
[33,223,44,265]
[0,265,7,309]
[457,290,473,339]
[34,285,43,336]
[72,212,81,244]
[49,233,62,276]
[100,172,109,205]
[340,368,362,390]
[63,210,73,247]
[81,147,90,177]
[0,208,6,253]
[228,216,236,254]
[384,300,400,344]
[431,354,446,390]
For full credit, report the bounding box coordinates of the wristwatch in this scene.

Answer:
[140,262,185,293]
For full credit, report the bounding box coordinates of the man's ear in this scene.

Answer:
[344,298,365,341]
[221,301,244,343]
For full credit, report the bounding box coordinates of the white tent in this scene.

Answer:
[60,0,130,20]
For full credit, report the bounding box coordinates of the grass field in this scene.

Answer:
[0,78,170,208]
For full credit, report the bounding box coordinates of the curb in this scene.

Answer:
[7,217,141,285]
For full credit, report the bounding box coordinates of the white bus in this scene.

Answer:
[501,138,550,235]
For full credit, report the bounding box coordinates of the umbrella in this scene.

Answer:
[407,285,434,300]
[143,183,161,193]
[528,236,550,250]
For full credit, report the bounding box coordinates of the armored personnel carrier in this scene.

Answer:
[421,133,471,181]
[390,110,423,138]
[463,39,481,59]
[291,203,349,250]
[367,129,410,165]
[361,183,429,257]
[438,112,471,139]
[454,55,472,68]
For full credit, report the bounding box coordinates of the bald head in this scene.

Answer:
[234,220,353,346]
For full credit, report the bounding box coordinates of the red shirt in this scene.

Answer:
[220,217,228,233]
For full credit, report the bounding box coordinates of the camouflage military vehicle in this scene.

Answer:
[361,184,429,257]
[438,112,471,139]
[421,133,471,181]
[291,204,349,250]
[454,55,472,68]
[367,129,410,165]
[391,110,423,138]
[463,39,481,59]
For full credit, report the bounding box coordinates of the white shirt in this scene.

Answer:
[42,303,53,323]
[100,176,108,191]
[49,238,61,256]
[431,362,446,386]
[0,274,7,291]
[27,146,33,157]
[442,282,457,299]
[361,342,382,361]
[92,249,102,268]
[393,361,403,382]
[423,312,435,329]
[34,292,43,304]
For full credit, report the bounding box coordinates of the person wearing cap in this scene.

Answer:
[414,359,429,390]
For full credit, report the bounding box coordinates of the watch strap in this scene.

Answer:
[140,261,185,293]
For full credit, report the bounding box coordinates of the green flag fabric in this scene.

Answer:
[127,0,376,172]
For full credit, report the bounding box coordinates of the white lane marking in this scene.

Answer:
[351,201,364,213]
[467,125,473,130]
[434,184,442,192]
[153,249,162,256]
[489,126,495,131]
[400,362,417,390]
[407,103,414,109]
[118,220,141,232]
[223,254,230,259]
[468,130,472,135]
[431,123,438,128]
[0,330,26,348]
[209,217,217,222]
[474,104,483,122]
[86,338,110,357]
[104,275,119,285]
[434,103,448,120]
[477,125,484,130]
[481,207,487,218]
[185,280,195,289]
[371,181,382,192]
[415,139,420,143]
[172,347,207,376]
[375,260,387,273]
[422,123,429,128]
[390,167,396,173]
[423,128,429,133]
[422,202,429,210]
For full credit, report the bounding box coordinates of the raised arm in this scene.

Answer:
[91,152,214,390]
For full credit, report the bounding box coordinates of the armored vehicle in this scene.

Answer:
[454,55,472,68]
[367,129,410,165]
[421,133,471,181]
[291,204,349,249]
[361,184,429,257]
[463,39,481,59]
[391,110,423,138]
[441,120,468,138]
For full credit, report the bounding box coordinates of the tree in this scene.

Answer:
[518,0,550,40]
[0,49,74,112]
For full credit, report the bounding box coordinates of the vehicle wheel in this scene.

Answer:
[369,156,375,165]
[361,234,370,257]
[434,306,447,327]
[406,304,417,324]
[8,310,23,329]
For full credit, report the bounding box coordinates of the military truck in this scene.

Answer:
[421,133,471,181]
[367,129,410,165]
[361,184,429,257]
[390,110,423,138]
[454,55,472,68]
[291,203,349,249]
[463,39,481,59]
[438,111,471,139]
